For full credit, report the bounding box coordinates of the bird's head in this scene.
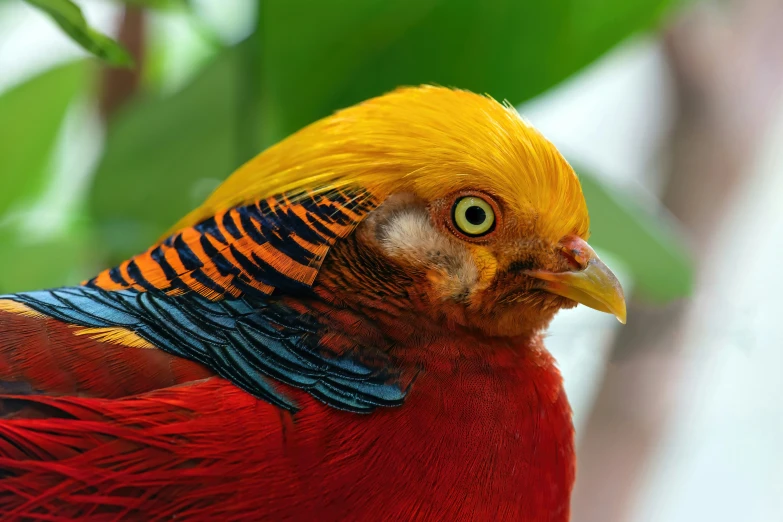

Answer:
[176,86,626,338]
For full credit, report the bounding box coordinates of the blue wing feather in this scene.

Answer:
[4,287,405,413]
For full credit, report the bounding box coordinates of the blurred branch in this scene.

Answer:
[116,0,185,7]
[573,1,783,521]
[99,6,145,120]
[235,4,262,165]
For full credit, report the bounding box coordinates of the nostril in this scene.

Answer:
[560,248,587,270]
[559,246,588,271]
[557,235,594,271]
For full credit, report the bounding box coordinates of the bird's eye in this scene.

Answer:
[452,196,495,237]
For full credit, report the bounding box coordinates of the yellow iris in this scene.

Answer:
[453,196,495,236]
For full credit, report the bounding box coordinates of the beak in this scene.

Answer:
[525,236,627,324]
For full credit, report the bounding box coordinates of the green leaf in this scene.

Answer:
[579,171,694,301]
[258,0,675,141]
[0,60,87,216]
[90,47,243,262]
[25,0,134,67]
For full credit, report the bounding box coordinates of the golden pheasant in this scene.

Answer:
[0,86,625,521]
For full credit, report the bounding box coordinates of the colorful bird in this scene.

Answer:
[0,86,625,521]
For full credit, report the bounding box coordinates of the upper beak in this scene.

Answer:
[525,235,627,324]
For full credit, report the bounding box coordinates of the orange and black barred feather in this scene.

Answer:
[86,188,378,300]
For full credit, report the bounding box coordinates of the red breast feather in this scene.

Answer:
[0,335,573,522]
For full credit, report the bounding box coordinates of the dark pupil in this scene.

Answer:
[465,205,486,226]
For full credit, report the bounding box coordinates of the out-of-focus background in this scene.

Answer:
[1,1,781,520]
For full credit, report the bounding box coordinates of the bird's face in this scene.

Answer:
[356,187,625,338]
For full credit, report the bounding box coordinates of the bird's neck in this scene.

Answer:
[296,240,576,520]
[286,284,576,521]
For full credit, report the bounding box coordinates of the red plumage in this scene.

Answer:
[0,309,212,399]
[0,331,573,521]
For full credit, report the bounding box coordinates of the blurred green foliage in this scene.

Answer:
[93,46,244,260]
[0,61,86,215]
[256,0,673,140]
[0,60,91,291]
[0,0,691,301]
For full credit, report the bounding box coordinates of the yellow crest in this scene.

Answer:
[170,86,589,243]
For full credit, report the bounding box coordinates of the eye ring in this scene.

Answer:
[452,195,496,237]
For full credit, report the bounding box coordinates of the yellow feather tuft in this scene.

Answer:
[71,327,155,349]
[168,86,589,244]
[0,299,47,318]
